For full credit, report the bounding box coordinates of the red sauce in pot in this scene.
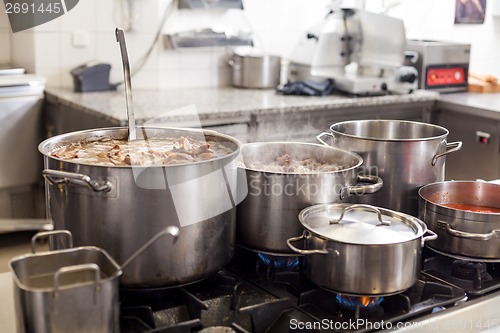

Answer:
[442,203,500,213]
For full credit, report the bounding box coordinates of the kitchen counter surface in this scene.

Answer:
[438,92,500,120]
[44,87,440,127]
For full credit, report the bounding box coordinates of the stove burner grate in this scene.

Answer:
[423,255,500,296]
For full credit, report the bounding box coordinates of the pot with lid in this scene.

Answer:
[287,204,437,295]
[236,142,383,254]
[39,126,241,288]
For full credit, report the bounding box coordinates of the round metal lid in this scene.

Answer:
[298,204,425,245]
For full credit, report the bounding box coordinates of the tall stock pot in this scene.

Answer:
[236,142,383,254]
[39,127,241,288]
[317,120,462,216]
[419,181,500,260]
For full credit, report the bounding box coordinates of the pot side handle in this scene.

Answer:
[431,141,462,166]
[31,230,73,254]
[437,220,500,241]
[43,169,112,192]
[53,263,101,295]
[342,175,383,199]
[421,229,438,247]
[316,132,333,146]
[286,231,332,255]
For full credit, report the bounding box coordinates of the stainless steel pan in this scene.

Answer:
[236,142,383,254]
[287,204,437,295]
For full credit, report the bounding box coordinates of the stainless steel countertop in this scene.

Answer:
[438,92,500,120]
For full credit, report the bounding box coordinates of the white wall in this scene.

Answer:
[2,0,500,88]
[388,0,500,77]
[0,1,11,65]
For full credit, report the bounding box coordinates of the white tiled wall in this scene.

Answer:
[4,0,500,88]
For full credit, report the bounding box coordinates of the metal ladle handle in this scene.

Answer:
[329,204,391,226]
[120,226,180,270]
[115,27,136,141]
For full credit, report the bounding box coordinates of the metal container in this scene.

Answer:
[317,119,462,216]
[9,231,122,333]
[236,142,383,254]
[39,127,240,288]
[405,40,470,92]
[228,49,281,89]
[418,181,500,261]
[287,204,437,296]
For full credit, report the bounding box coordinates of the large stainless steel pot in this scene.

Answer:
[236,142,383,254]
[39,127,240,288]
[419,181,500,261]
[317,119,462,216]
[9,231,122,333]
[287,204,437,296]
[228,48,281,89]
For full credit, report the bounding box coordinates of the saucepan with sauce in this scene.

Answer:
[418,181,500,261]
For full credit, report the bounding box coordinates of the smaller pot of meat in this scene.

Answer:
[287,204,437,295]
[236,142,383,254]
[418,181,500,261]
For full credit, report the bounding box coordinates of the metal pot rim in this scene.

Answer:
[419,181,500,217]
[329,119,449,142]
[298,203,426,245]
[9,246,123,293]
[38,126,241,169]
[237,141,363,175]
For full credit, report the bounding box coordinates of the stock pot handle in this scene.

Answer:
[286,231,331,255]
[341,175,383,199]
[31,230,73,253]
[330,204,391,226]
[53,264,101,295]
[431,141,463,166]
[421,229,438,246]
[438,221,500,241]
[316,132,333,146]
[43,169,112,192]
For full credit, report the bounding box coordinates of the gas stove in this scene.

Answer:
[116,248,500,333]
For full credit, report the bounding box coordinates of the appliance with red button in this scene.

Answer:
[406,40,471,93]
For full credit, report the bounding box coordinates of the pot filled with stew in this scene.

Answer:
[236,142,383,254]
[39,127,241,288]
[418,181,500,261]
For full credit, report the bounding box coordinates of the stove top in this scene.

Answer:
[117,249,484,333]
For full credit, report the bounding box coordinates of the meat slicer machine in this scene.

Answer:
[288,8,418,95]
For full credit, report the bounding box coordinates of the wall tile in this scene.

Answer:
[35,67,62,87]
[59,32,96,67]
[159,69,182,89]
[0,1,10,30]
[59,0,95,32]
[180,68,214,88]
[10,31,35,71]
[0,32,11,64]
[34,32,61,68]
